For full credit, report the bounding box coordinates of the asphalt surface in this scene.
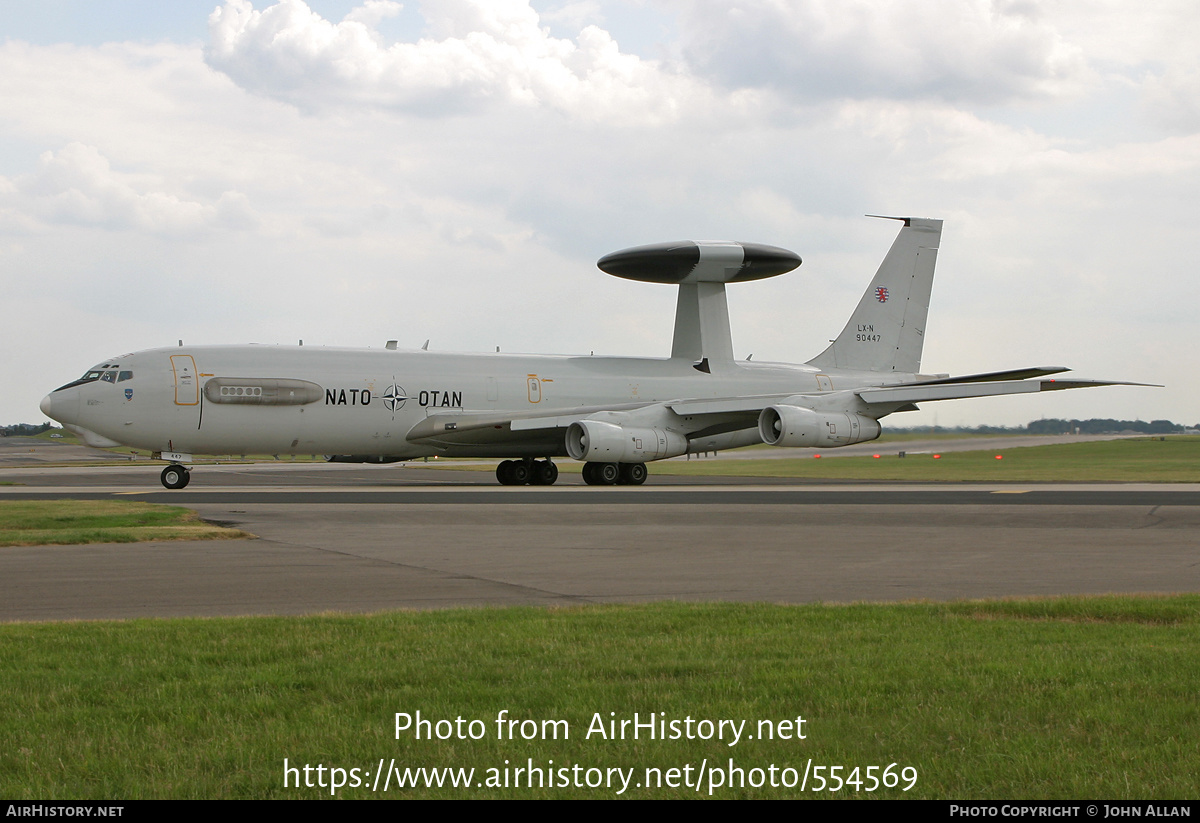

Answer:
[0,436,139,465]
[3,459,1198,621]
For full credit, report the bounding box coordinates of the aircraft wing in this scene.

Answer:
[664,375,1155,416]
[404,402,651,443]
[405,374,1155,449]
[855,378,1157,406]
[905,367,1071,385]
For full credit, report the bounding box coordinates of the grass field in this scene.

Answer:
[2,442,1196,799]
[415,436,1200,482]
[0,597,1196,799]
[0,500,250,546]
[653,436,1200,482]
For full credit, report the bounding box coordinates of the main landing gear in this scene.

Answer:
[495,460,649,485]
[160,464,191,489]
[582,461,647,486]
[496,459,559,486]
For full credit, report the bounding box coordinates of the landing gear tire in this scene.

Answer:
[619,462,648,485]
[497,460,515,485]
[531,460,559,486]
[496,460,533,486]
[598,462,620,485]
[161,464,190,489]
[583,461,620,485]
[510,461,530,485]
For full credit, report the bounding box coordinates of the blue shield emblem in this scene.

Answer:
[125,388,134,401]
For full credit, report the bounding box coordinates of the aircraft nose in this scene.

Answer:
[40,391,76,426]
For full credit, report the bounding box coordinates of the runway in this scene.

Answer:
[2,462,1199,621]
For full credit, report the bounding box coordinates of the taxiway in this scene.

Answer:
[2,462,1197,621]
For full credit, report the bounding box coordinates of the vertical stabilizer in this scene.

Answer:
[808,216,941,373]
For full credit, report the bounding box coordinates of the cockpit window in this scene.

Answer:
[52,370,106,392]
[101,371,117,383]
[118,371,133,382]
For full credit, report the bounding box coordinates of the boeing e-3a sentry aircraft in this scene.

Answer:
[41,217,1143,488]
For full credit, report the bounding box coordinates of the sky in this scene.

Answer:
[3,0,1197,428]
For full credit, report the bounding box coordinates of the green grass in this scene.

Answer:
[0,501,251,546]
[415,436,1200,481]
[656,436,1200,482]
[872,431,1024,442]
[32,428,81,444]
[1,597,1196,799]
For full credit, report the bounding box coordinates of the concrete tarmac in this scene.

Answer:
[2,462,1198,621]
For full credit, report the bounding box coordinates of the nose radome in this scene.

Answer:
[40,392,76,426]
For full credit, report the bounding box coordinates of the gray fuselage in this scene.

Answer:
[42,344,912,458]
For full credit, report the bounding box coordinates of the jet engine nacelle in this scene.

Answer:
[758,405,881,448]
[565,420,688,463]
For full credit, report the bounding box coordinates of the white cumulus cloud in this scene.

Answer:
[674,0,1088,104]
[205,0,708,122]
[1,143,257,236]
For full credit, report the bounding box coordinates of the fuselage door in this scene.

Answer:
[170,355,199,405]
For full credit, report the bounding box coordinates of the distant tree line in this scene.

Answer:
[1024,418,1185,435]
[0,422,52,437]
[891,418,1192,435]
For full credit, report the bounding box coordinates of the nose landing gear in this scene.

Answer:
[160,464,191,489]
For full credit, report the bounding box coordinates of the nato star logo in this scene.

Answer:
[382,383,409,415]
